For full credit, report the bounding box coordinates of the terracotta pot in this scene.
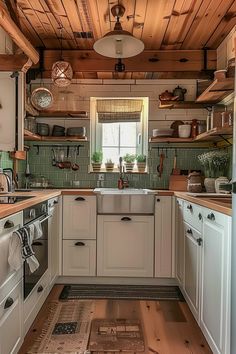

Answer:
[125,162,134,172]
[137,162,146,172]
[92,162,102,172]
[105,163,114,172]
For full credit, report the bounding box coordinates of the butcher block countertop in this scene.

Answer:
[0,189,231,218]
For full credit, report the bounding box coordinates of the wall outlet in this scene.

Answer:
[98,174,104,181]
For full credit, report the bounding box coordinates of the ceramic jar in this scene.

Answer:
[215,176,229,193]
[204,178,216,193]
[187,172,202,193]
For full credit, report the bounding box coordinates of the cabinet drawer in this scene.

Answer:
[0,211,23,235]
[63,240,96,276]
[63,195,96,239]
[0,280,23,354]
[183,201,202,231]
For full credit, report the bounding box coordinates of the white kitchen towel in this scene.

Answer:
[34,219,43,240]
[8,227,39,273]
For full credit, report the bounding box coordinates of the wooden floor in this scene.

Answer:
[19,285,212,354]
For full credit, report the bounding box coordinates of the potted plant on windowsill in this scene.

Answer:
[91,151,103,172]
[105,159,114,172]
[136,154,147,172]
[123,153,136,172]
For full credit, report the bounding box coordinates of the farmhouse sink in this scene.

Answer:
[94,188,155,214]
[94,188,155,195]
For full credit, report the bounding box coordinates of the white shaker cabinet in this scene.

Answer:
[200,209,231,354]
[63,240,96,276]
[97,215,154,277]
[63,195,96,239]
[0,72,24,152]
[175,198,184,286]
[154,196,173,277]
[183,222,202,321]
[62,195,97,276]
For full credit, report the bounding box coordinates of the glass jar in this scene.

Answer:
[26,116,37,133]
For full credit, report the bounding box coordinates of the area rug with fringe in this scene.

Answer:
[26,300,94,354]
[59,284,184,301]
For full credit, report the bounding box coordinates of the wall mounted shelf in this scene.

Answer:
[37,110,88,118]
[196,78,234,104]
[158,101,209,109]
[24,129,88,142]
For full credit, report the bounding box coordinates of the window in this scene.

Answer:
[90,97,148,170]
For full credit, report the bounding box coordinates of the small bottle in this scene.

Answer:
[191,119,199,138]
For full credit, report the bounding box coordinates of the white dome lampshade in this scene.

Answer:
[93,4,144,58]
[51,60,73,87]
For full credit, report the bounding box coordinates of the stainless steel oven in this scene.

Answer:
[23,201,49,299]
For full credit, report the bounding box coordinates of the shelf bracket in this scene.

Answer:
[218,135,232,146]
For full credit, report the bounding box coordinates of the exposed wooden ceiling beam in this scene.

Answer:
[41,49,216,72]
[0,3,39,64]
[0,54,30,71]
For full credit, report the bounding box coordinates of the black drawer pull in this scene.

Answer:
[75,197,85,201]
[187,204,192,211]
[37,285,44,293]
[121,217,132,221]
[4,297,14,309]
[207,213,215,221]
[198,213,202,220]
[75,241,85,246]
[53,200,58,205]
[32,241,43,246]
[156,198,160,202]
[197,238,203,246]
[187,228,192,235]
[4,220,14,229]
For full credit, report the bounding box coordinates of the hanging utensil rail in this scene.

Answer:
[33,144,84,155]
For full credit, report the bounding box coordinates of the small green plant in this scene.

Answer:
[136,154,146,163]
[92,151,103,163]
[123,153,136,163]
[106,158,114,164]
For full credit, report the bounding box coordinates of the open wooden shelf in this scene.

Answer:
[25,102,39,116]
[149,137,194,143]
[24,130,88,142]
[194,126,233,141]
[38,110,88,118]
[196,78,234,103]
[158,101,209,109]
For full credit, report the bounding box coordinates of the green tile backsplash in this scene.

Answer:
[0,152,13,170]
[16,142,231,189]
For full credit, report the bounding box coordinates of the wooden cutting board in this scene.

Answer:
[169,175,188,191]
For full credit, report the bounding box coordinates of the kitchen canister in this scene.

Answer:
[204,177,216,193]
[187,171,202,193]
[215,176,229,193]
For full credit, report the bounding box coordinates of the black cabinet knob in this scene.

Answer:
[207,213,215,221]
[121,217,132,221]
[4,297,14,309]
[74,241,85,246]
[198,213,202,220]
[4,220,14,229]
[197,238,203,246]
[156,198,160,202]
[187,204,192,211]
[187,228,192,235]
[37,285,44,293]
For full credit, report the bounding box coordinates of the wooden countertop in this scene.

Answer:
[175,192,232,216]
[0,189,231,218]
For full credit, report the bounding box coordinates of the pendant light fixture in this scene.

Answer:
[51,26,73,87]
[93,4,144,59]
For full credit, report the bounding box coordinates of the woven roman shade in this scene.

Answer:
[97,99,142,123]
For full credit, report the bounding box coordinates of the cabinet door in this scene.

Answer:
[183,222,201,321]
[176,199,184,285]
[155,196,173,277]
[48,197,61,285]
[200,211,231,354]
[97,215,154,277]
[63,240,96,276]
[63,196,96,239]
[0,280,23,354]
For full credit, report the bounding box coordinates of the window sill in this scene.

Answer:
[89,167,149,174]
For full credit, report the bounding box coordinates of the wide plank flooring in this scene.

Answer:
[19,285,212,354]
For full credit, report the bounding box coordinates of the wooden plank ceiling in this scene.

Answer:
[4,0,236,79]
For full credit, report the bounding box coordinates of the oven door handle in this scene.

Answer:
[40,214,52,223]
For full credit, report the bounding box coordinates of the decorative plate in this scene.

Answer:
[31,87,53,110]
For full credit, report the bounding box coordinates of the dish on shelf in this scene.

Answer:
[31,87,53,110]
[66,127,86,136]
[152,128,174,137]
